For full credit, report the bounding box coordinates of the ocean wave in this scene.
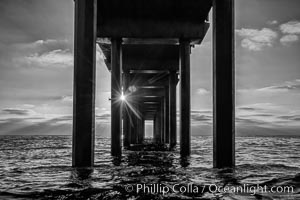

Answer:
[0,136,299,199]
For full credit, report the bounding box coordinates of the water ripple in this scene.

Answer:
[0,135,299,199]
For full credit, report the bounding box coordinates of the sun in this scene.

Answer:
[120,93,126,101]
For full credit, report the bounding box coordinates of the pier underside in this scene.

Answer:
[72,0,235,169]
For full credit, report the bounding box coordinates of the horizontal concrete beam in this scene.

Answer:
[143,104,159,108]
[143,102,160,104]
[129,88,165,98]
[97,0,211,40]
[136,96,163,102]
[129,70,170,74]
[127,73,178,87]
[98,21,209,41]
[97,38,179,45]
[100,44,179,71]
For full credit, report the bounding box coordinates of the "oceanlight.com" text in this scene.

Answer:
[124,183,294,196]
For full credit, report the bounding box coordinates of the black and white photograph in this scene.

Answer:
[0,0,299,199]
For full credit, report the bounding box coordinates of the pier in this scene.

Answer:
[72,0,235,168]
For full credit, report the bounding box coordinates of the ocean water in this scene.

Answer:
[0,135,299,200]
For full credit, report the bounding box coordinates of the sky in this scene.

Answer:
[0,0,299,136]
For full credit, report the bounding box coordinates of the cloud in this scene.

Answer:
[256,79,300,92]
[279,21,300,45]
[238,107,257,111]
[257,85,300,92]
[192,115,211,122]
[280,21,300,34]
[196,88,209,95]
[22,104,35,108]
[0,108,299,136]
[12,39,73,68]
[61,95,73,103]
[237,103,278,112]
[188,105,300,136]
[267,20,278,25]
[236,105,300,129]
[278,115,300,121]
[34,39,61,45]
[280,34,299,45]
[0,113,113,136]
[0,117,72,135]
[236,28,278,51]
[15,39,70,54]
[25,49,73,68]
[236,117,267,125]
[50,115,72,124]
[96,113,111,121]
[236,112,300,130]
[2,108,31,116]
[191,110,212,125]
[238,79,300,94]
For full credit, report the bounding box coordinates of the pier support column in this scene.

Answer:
[180,39,191,157]
[165,86,170,144]
[137,120,140,143]
[129,113,136,144]
[123,72,130,148]
[72,0,97,167]
[154,104,162,143]
[137,106,143,144]
[111,38,122,156]
[160,98,165,144]
[130,102,138,144]
[134,106,138,144]
[153,119,156,141]
[138,117,145,143]
[169,71,177,148]
[154,115,157,142]
[128,105,134,146]
[213,0,235,168]
[142,119,145,142]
